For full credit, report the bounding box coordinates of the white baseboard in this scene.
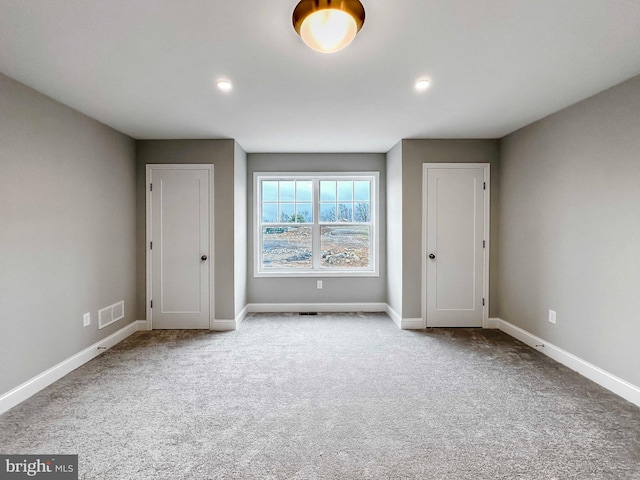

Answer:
[401,318,424,330]
[138,319,151,331]
[383,305,424,330]
[242,303,422,330]
[0,320,145,416]
[484,317,499,329]
[134,320,147,331]
[385,304,402,328]
[209,306,249,332]
[385,308,498,331]
[211,320,236,331]
[247,303,387,314]
[496,318,640,408]
[235,305,248,328]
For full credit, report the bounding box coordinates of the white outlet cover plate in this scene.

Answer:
[549,310,556,324]
[83,312,91,327]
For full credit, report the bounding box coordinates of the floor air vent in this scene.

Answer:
[299,312,318,316]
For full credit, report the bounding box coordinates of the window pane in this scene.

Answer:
[320,181,336,201]
[262,181,278,202]
[280,203,295,222]
[296,181,312,202]
[337,181,353,201]
[320,204,336,222]
[337,203,353,222]
[263,226,312,269]
[354,181,370,201]
[280,181,295,201]
[320,226,370,269]
[262,203,278,223]
[257,174,376,275]
[354,202,370,222]
[297,203,313,223]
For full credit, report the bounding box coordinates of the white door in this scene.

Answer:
[148,165,213,329]
[425,166,487,327]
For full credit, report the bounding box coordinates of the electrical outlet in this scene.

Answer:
[83,312,91,327]
[548,309,556,324]
[317,280,323,289]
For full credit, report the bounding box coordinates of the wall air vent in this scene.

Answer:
[98,300,125,329]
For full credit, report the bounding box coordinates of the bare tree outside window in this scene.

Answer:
[355,203,370,222]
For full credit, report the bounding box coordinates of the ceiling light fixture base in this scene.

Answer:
[293,0,366,53]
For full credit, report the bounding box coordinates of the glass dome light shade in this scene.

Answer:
[293,0,365,54]
[300,9,358,53]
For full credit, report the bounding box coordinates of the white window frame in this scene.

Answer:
[254,171,379,278]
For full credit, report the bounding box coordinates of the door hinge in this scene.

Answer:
[483,182,486,190]
[483,240,486,248]
[150,183,153,191]
[482,298,485,306]
[150,241,153,250]
[150,300,153,308]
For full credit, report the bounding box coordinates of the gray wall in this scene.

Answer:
[498,75,640,387]
[247,153,387,305]
[233,143,248,316]
[0,73,136,396]
[386,142,403,316]
[135,139,245,321]
[401,139,500,319]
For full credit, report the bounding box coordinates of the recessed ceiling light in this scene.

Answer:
[216,80,233,92]
[415,78,431,92]
[293,0,365,54]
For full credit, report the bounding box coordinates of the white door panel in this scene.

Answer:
[149,166,212,329]
[426,167,485,327]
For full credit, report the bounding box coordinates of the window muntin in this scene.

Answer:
[255,173,378,277]
[262,180,313,223]
[319,180,371,223]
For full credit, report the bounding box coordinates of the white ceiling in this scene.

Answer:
[1,0,640,153]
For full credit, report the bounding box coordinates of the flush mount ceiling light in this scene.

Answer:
[415,78,431,92]
[293,0,365,53]
[216,80,233,92]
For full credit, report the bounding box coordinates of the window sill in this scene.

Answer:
[254,270,379,279]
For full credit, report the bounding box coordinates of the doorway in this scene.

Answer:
[422,164,489,327]
[146,164,214,329]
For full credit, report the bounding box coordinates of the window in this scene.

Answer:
[255,172,378,277]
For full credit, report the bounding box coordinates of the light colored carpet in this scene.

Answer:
[1,313,639,479]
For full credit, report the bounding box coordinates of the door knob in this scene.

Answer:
[428,254,436,260]
[201,255,208,261]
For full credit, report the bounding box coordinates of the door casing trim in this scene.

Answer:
[146,164,215,330]
[421,163,490,329]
